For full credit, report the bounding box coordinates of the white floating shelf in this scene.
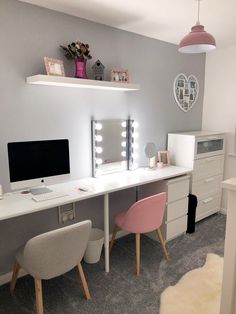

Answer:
[26,75,140,91]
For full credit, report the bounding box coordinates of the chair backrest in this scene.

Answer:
[122,192,167,233]
[23,220,91,280]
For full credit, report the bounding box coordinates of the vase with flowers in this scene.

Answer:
[60,41,92,79]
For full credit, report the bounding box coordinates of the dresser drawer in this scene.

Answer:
[193,155,224,182]
[167,176,190,203]
[166,198,188,222]
[166,215,187,241]
[192,175,223,199]
[196,193,221,221]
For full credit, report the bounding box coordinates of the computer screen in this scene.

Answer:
[8,139,70,184]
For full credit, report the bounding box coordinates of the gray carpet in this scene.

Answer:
[0,213,226,314]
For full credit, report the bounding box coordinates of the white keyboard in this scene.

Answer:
[32,191,68,202]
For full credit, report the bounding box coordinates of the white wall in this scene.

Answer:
[202,45,236,209]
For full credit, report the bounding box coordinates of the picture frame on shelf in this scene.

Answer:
[44,57,65,77]
[111,69,129,83]
[158,151,170,166]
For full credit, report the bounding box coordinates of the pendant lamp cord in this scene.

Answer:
[197,0,200,24]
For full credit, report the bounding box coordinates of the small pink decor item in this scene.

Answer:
[75,58,88,79]
[157,162,164,169]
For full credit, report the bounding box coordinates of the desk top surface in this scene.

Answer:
[222,178,236,191]
[0,166,191,221]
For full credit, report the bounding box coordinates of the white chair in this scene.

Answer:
[10,220,92,314]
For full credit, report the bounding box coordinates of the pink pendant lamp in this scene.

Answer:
[179,0,216,53]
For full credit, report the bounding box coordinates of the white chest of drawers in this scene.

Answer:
[168,131,225,221]
[139,175,190,242]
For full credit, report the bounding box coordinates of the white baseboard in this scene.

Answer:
[220,208,227,215]
[0,269,27,286]
[0,229,129,286]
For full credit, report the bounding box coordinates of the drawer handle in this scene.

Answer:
[204,178,215,183]
[202,197,213,204]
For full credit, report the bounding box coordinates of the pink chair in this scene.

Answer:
[110,192,169,275]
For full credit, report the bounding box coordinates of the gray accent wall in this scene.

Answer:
[0,0,205,275]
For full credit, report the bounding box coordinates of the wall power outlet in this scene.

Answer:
[58,203,76,224]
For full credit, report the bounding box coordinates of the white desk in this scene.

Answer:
[0,166,191,273]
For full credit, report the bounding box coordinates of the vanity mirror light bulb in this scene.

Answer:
[132,121,139,128]
[95,147,103,154]
[132,143,139,149]
[132,153,139,159]
[95,123,103,130]
[121,121,127,128]
[95,135,103,142]
[121,131,127,138]
[96,158,103,165]
[121,151,126,157]
[121,141,126,147]
[132,132,139,139]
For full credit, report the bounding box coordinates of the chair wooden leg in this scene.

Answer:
[34,278,43,314]
[77,263,91,300]
[10,261,21,294]
[135,233,141,275]
[109,225,119,253]
[156,228,169,261]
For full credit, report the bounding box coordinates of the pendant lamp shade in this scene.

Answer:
[178,0,216,53]
[179,24,216,53]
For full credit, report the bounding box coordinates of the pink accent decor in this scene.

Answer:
[179,24,216,53]
[114,192,166,234]
[75,58,87,79]
[157,162,164,169]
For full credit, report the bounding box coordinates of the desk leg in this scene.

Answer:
[104,193,109,273]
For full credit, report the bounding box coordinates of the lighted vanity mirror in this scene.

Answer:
[92,119,137,177]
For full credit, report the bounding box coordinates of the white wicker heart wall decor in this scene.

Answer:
[173,73,199,112]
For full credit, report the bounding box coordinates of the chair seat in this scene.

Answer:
[16,246,32,275]
[16,246,25,270]
[114,211,126,229]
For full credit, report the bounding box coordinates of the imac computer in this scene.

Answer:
[7,139,70,194]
